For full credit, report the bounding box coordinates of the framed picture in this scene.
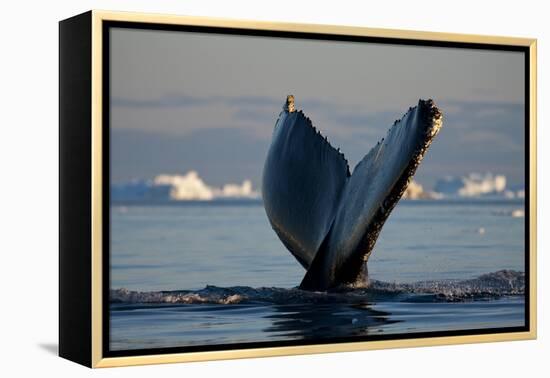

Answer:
[59,10,537,368]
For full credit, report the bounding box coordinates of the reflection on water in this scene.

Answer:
[110,294,524,351]
[263,302,396,340]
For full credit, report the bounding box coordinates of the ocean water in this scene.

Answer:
[109,199,526,351]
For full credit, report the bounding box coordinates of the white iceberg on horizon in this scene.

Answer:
[112,171,260,201]
[402,180,442,200]
[434,172,508,198]
[154,171,215,201]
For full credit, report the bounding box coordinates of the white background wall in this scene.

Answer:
[0,0,547,376]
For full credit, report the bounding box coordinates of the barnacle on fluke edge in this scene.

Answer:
[262,95,443,291]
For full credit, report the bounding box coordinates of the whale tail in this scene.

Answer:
[262,96,443,291]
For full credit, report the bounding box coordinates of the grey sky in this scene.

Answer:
[110,27,525,188]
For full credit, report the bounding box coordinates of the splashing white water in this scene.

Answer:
[111,270,524,305]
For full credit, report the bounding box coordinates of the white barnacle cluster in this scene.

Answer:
[429,104,443,138]
[285,94,296,112]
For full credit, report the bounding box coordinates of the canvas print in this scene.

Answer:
[107,26,526,353]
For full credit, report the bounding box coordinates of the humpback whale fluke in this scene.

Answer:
[262,95,443,291]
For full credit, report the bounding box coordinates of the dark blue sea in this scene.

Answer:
[109,199,526,350]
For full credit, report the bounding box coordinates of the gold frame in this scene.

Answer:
[89,9,537,368]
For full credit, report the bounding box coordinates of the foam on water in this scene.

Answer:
[110,270,524,305]
[367,269,524,301]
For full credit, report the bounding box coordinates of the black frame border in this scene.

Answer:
[101,20,531,359]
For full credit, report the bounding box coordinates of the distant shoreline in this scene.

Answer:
[110,197,525,207]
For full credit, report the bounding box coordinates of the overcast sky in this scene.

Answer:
[110,27,525,189]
